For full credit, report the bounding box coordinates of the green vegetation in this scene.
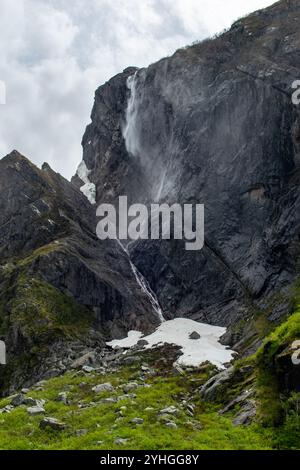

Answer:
[0,309,299,449]
[0,262,95,396]
[0,353,273,450]
[10,274,92,339]
[255,310,300,436]
[0,253,299,450]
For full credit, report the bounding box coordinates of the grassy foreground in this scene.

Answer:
[0,347,280,450]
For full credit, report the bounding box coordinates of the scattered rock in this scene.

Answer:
[27,406,45,415]
[121,356,141,365]
[76,429,88,437]
[173,365,185,375]
[117,394,136,402]
[57,392,69,405]
[131,418,144,425]
[100,397,118,404]
[186,404,195,414]
[0,405,14,414]
[159,414,175,423]
[92,383,114,393]
[40,417,66,431]
[159,406,178,416]
[23,397,41,407]
[233,401,256,426]
[189,331,201,340]
[34,380,46,388]
[114,438,128,446]
[82,365,95,373]
[71,352,96,369]
[219,389,253,415]
[199,367,234,401]
[137,339,149,347]
[165,422,178,429]
[123,382,139,393]
[11,394,25,407]
[185,420,203,431]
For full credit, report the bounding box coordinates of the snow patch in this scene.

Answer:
[76,160,96,205]
[31,204,41,216]
[107,318,235,370]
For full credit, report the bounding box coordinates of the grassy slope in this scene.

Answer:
[0,249,299,450]
[0,353,273,450]
[1,307,298,450]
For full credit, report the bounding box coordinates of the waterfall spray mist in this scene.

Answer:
[123,72,140,157]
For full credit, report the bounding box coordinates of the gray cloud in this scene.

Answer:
[0,0,275,179]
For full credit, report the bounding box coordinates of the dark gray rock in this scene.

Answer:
[11,394,25,407]
[0,151,160,395]
[200,367,235,401]
[78,0,300,332]
[137,339,149,347]
[219,389,254,415]
[92,383,114,393]
[233,401,257,426]
[40,417,66,431]
[189,332,201,340]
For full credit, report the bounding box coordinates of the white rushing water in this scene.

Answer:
[129,258,165,323]
[123,72,140,157]
[107,318,235,370]
[117,240,165,323]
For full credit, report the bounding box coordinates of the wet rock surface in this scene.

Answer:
[78,0,300,331]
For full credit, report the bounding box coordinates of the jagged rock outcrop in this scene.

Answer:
[77,0,300,331]
[0,151,160,394]
[2,0,300,395]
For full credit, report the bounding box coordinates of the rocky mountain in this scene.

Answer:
[0,0,299,403]
[0,151,160,394]
[76,0,300,350]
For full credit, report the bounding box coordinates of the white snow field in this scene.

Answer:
[107,318,235,369]
[76,160,96,205]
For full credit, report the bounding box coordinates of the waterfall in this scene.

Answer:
[121,73,165,323]
[123,72,140,157]
[117,240,165,323]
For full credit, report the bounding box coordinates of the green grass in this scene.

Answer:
[254,310,300,428]
[10,274,93,339]
[0,359,274,450]
[0,269,95,396]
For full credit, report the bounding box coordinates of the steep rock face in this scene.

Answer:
[0,151,159,393]
[78,0,300,329]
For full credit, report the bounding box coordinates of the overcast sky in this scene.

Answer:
[0,0,276,179]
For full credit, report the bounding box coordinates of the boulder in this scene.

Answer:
[92,383,114,393]
[131,418,144,425]
[189,332,201,340]
[40,417,66,431]
[200,367,235,401]
[123,382,139,393]
[27,406,45,415]
[159,406,178,416]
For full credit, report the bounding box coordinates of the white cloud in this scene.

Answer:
[0,0,275,179]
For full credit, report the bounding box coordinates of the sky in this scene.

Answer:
[0,0,276,179]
